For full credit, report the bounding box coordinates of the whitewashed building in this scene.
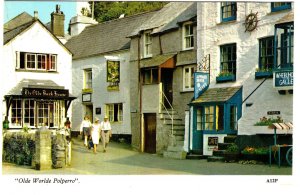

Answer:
[2,9,73,130]
[189,2,293,155]
[65,12,155,141]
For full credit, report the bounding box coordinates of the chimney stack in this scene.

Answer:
[51,4,65,37]
[34,11,38,20]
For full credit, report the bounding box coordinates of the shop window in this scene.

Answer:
[183,66,195,91]
[197,105,224,131]
[24,100,35,127]
[221,2,237,22]
[84,69,92,89]
[271,2,291,12]
[17,52,57,71]
[183,23,194,50]
[220,43,236,77]
[259,37,274,71]
[11,99,22,127]
[230,105,237,130]
[144,31,152,57]
[105,103,123,122]
[142,68,158,84]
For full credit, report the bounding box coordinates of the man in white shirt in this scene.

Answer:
[100,116,112,152]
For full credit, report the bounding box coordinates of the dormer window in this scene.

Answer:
[183,23,194,50]
[144,31,152,57]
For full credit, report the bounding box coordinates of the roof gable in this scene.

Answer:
[4,12,33,33]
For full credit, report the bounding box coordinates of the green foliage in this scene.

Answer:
[217,71,234,77]
[254,116,283,126]
[90,1,168,22]
[226,143,239,153]
[241,146,269,155]
[255,67,273,72]
[3,132,35,166]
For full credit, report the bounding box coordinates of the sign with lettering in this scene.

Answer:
[82,93,91,102]
[194,72,209,99]
[208,137,218,146]
[267,111,280,115]
[22,88,69,99]
[274,70,293,88]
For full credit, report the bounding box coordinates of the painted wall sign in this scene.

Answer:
[267,111,280,115]
[194,72,209,99]
[82,93,91,102]
[22,88,68,99]
[274,70,293,87]
[107,60,120,83]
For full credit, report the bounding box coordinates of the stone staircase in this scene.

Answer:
[160,110,187,159]
[207,135,237,162]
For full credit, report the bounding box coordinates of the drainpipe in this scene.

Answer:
[138,36,143,152]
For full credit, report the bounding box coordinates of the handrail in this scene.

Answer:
[161,91,174,136]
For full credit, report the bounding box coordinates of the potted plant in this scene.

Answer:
[216,71,236,83]
[255,67,273,79]
[241,146,269,163]
[224,143,239,162]
[254,116,283,126]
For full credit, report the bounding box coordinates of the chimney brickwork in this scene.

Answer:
[51,5,65,37]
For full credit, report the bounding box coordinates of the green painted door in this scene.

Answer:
[192,108,203,154]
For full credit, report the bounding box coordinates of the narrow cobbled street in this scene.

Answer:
[2,137,292,175]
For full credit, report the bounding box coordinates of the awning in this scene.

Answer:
[268,122,293,130]
[140,53,176,68]
[275,12,293,25]
[191,86,242,104]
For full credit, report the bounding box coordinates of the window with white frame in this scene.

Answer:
[183,66,195,91]
[10,99,65,128]
[105,103,123,122]
[84,69,92,89]
[144,31,152,57]
[17,52,57,71]
[183,23,194,50]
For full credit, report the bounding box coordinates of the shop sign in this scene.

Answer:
[274,70,293,88]
[194,72,209,99]
[82,93,92,102]
[267,111,280,115]
[22,88,68,98]
[208,137,218,146]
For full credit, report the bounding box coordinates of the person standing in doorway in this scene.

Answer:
[100,116,112,153]
[80,116,92,147]
[91,117,101,154]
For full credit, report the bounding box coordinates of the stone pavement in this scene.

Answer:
[2,137,292,175]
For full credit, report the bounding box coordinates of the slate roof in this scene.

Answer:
[65,11,157,60]
[129,2,196,37]
[4,20,35,44]
[192,87,242,104]
[6,79,64,96]
[276,11,294,24]
[140,53,176,68]
[4,12,34,32]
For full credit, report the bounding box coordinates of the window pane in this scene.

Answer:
[152,68,158,83]
[197,108,203,130]
[26,54,36,69]
[216,105,224,130]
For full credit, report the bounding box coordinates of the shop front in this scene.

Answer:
[188,86,243,155]
[3,79,75,130]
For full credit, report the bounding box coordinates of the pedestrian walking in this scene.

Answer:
[100,116,112,153]
[91,117,101,154]
[80,116,92,147]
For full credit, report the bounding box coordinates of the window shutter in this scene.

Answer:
[16,51,20,69]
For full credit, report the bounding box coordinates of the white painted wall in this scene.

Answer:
[2,21,73,121]
[71,51,131,135]
[197,2,293,135]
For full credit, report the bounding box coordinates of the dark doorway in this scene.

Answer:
[144,113,156,153]
[161,69,173,108]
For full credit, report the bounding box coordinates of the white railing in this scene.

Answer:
[161,90,174,136]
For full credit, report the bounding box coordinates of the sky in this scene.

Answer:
[3,0,86,32]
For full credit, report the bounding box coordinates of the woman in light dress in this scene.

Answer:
[91,117,101,154]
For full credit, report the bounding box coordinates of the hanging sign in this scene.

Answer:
[274,70,293,88]
[194,72,209,99]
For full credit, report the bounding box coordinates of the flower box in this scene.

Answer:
[255,71,273,79]
[216,75,236,83]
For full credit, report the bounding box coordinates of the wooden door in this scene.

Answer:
[144,113,156,153]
